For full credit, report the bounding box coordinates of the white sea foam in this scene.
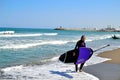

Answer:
[1,55,110,80]
[0,34,119,49]
[43,33,58,36]
[1,65,24,72]
[71,34,113,43]
[0,34,114,49]
[0,32,58,38]
[86,34,112,42]
[0,41,68,49]
[85,55,111,66]
[51,56,59,61]
[0,33,42,37]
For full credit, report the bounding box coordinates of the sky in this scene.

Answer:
[0,0,120,28]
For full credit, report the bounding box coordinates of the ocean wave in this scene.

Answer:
[0,31,15,34]
[0,55,110,80]
[70,34,113,43]
[43,33,58,36]
[69,34,120,43]
[0,63,99,80]
[0,41,68,49]
[0,33,42,37]
[86,34,112,42]
[0,33,58,38]
[0,34,117,49]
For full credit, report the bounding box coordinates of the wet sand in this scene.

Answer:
[84,48,120,80]
[84,63,120,80]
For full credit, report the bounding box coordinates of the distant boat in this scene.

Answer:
[112,35,120,39]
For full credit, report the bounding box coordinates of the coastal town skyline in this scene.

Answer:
[0,0,120,28]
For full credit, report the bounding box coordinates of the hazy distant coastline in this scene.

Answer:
[54,26,96,31]
[54,26,120,32]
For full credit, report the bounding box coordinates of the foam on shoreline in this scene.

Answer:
[0,54,110,80]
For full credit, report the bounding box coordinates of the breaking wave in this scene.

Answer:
[0,41,68,49]
[0,33,58,38]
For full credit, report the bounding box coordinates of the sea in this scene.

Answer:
[0,28,120,80]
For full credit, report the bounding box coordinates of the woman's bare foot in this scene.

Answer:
[79,70,83,72]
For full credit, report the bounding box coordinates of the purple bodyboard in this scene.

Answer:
[76,47,93,64]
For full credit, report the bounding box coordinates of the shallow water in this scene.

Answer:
[0,28,120,68]
[0,28,120,80]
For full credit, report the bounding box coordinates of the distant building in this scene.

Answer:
[54,26,97,31]
[80,28,97,31]
[99,27,119,32]
[54,26,65,30]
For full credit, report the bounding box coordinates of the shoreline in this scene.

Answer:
[1,48,120,80]
[0,49,111,80]
[98,48,120,64]
[84,48,120,80]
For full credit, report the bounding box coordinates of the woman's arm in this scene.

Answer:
[74,41,78,49]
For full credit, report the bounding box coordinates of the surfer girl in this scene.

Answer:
[74,35,86,72]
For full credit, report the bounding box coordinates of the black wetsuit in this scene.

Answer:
[74,40,86,72]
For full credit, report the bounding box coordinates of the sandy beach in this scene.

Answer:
[98,48,120,64]
[84,48,120,80]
